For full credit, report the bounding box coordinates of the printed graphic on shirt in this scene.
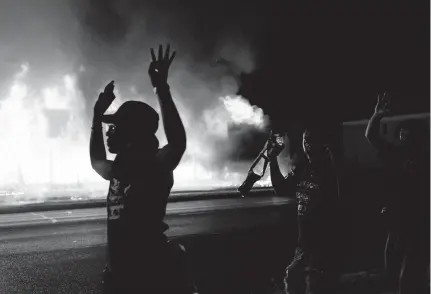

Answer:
[107,178,132,221]
[296,170,321,216]
[296,191,310,216]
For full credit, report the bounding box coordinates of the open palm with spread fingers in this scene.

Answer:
[374,92,391,116]
[148,44,176,88]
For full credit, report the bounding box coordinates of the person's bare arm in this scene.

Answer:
[268,132,295,196]
[365,92,393,152]
[89,82,115,180]
[148,45,186,172]
[90,116,113,180]
[270,156,296,196]
[156,86,187,171]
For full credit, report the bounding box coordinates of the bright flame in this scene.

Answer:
[0,64,98,190]
[0,65,273,204]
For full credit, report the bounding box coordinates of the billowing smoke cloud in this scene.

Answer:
[0,0,278,200]
[68,0,267,180]
[69,0,258,118]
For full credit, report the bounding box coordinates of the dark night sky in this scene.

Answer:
[124,0,430,124]
[230,2,429,125]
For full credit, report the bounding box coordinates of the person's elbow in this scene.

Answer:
[177,140,187,155]
[90,158,98,171]
[364,132,372,145]
[364,128,376,145]
[171,136,187,156]
[90,160,112,181]
[365,130,381,149]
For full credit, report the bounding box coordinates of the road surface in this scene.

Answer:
[0,196,393,293]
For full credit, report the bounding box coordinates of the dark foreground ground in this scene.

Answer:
[0,230,390,294]
[0,195,400,294]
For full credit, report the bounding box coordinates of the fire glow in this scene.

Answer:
[0,64,272,202]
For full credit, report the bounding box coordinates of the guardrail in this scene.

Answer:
[0,187,275,214]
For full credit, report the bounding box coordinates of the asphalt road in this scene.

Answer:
[0,197,293,253]
[0,197,393,294]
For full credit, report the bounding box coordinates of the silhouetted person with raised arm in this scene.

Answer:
[270,128,340,294]
[90,45,197,294]
[365,93,430,294]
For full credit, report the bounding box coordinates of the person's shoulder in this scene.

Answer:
[140,151,174,177]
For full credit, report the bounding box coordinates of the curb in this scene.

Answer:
[0,217,106,230]
[0,188,276,215]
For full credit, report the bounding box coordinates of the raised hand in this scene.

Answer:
[267,132,285,159]
[148,44,176,88]
[374,92,391,116]
[104,81,115,97]
[94,81,116,117]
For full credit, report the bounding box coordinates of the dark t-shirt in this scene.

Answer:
[279,162,340,272]
[106,150,174,275]
[284,163,339,250]
[378,144,430,228]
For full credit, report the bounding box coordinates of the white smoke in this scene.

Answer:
[221,95,267,128]
[0,0,277,203]
[0,64,272,197]
[172,95,270,190]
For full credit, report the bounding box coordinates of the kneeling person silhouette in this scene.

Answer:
[90,45,198,294]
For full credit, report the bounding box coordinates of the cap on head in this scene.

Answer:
[102,101,159,134]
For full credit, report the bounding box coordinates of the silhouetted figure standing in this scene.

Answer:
[270,128,340,294]
[365,93,430,294]
[90,45,196,293]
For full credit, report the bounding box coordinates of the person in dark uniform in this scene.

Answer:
[270,127,340,294]
[90,44,197,293]
[365,92,430,294]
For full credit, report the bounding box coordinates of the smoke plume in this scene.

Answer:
[0,0,275,199]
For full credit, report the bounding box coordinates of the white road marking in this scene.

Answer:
[0,197,293,228]
[31,212,58,224]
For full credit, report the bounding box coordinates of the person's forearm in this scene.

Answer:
[365,112,384,143]
[270,157,283,183]
[155,84,186,149]
[90,116,107,163]
[270,157,288,195]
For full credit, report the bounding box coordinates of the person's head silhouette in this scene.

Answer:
[394,119,429,170]
[395,119,428,148]
[102,101,159,155]
[302,127,328,164]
